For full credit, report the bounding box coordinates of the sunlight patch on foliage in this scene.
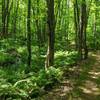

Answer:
[55,51,78,67]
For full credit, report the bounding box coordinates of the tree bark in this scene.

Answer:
[26,0,32,73]
[45,0,55,69]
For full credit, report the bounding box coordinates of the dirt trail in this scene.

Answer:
[39,52,100,100]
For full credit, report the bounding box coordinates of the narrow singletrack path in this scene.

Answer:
[39,51,100,100]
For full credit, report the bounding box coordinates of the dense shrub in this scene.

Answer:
[55,51,78,67]
[0,67,63,99]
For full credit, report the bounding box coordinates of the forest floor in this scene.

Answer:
[39,51,100,100]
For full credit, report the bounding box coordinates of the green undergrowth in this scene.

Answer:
[0,38,79,99]
[55,51,78,67]
[0,67,63,99]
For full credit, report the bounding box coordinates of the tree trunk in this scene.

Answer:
[81,0,88,59]
[26,0,32,73]
[45,0,55,69]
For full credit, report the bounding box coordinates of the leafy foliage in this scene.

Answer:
[55,51,78,67]
[0,67,63,99]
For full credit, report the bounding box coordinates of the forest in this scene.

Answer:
[0,0,100,99]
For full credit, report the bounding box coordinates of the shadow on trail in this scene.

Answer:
[39,52,100,100]
[72,52,100,100]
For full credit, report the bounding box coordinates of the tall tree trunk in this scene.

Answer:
[26,0,32,73]
[2,0,12,36]
[5,0,10,34]
[74,0,80,50]
[81,0,88,59]
[74,0,83,59]
[45,0,55,69]
[93,11,96,49]
[13,0,19,34]
[36,0,41,48]
[74,0,88,60]
[2,0,6,35]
